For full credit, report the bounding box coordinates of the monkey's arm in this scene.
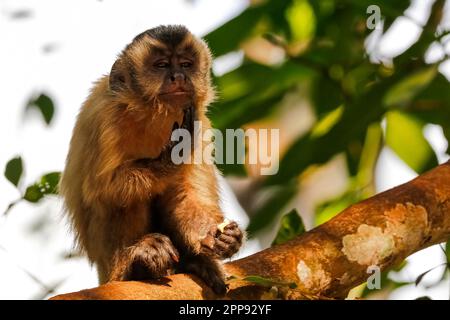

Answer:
[155,164,242,295]
[158,164,243,258]
[160,164,222,253]
[94,159,166,206]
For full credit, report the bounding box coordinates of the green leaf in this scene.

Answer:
[311,77,344,116]
[27,93,55,125]
[272,209,305,246]
[286,0,316,42]
[213,60,313,106]
[414,73,450,103]
[311,106,343,138]
[24,185,43,203]
[356,122,383,193]
[444,127,450,154]
[23,172,61,203]
[4,157,23,187]
[247,183,298,235]
[204,5,265,58]
[445,240,450,263]
[385,111,438,173]
[266,71,404,186]
[231,275,297,289]
[210,89,286,132]
[383,67,438,108]
[315,194,357,226]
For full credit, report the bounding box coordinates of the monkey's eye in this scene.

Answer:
[154,61,169,69]
[180,61,193,69]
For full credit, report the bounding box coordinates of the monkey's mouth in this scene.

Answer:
[160,90,191,96]
[159,85,193,96]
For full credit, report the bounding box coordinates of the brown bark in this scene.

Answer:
[51,161,450,300]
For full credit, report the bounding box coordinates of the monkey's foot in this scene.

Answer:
[201,221,243,259]
[112,233,179,281]
[182,255,227,296]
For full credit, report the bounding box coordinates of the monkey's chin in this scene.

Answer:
[158,93,193,108]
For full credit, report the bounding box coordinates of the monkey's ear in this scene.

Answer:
[109,58,128,92]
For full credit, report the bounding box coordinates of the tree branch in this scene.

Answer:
[51,161,450,300]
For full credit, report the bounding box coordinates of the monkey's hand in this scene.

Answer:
[200,221,243,259]
[109,233,179,281]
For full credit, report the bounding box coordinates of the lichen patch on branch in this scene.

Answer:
[296,260,331,291]
[384,202,428,252]
[341,202,429,266]
[341,224,394,266]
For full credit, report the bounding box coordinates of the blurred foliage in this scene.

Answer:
[4,156,23,187]
[271,209,305,246]
[204,0,450,299]
[228,274,297,289]
[206,0,449,230]
[23,172,60,203]
[9,9,33,20]
[26,93,55,125]
[4,155,60,214]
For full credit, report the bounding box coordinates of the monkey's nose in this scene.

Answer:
[170,72,185,83]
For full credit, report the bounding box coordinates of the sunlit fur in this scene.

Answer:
[59,26,240,289]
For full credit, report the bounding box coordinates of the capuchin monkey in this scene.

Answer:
[59,25,243,295]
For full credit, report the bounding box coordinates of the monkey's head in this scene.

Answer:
[109,25,214,111]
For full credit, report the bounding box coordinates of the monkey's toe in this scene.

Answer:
[126,233,179,280]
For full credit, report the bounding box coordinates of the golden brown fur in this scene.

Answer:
[59,25,242,293]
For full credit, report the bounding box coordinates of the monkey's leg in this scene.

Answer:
[180,254,228,295]
[109,233,179,282]
[179,222,243,296]
[180,222,243,295]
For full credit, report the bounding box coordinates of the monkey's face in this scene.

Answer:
[148,45,197,107]
[109,25,214,111]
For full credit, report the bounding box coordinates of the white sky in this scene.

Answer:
[0,0,449,299]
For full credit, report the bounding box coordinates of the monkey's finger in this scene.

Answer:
[168,247,180,263]
[223,221,238,230]
[151,248,176,271]
[214,239,234,255]
[159,243,179,263]
[223,227,243,242]
[199,244,217,258]
[201,247,216,257]
[217,234,236,245]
